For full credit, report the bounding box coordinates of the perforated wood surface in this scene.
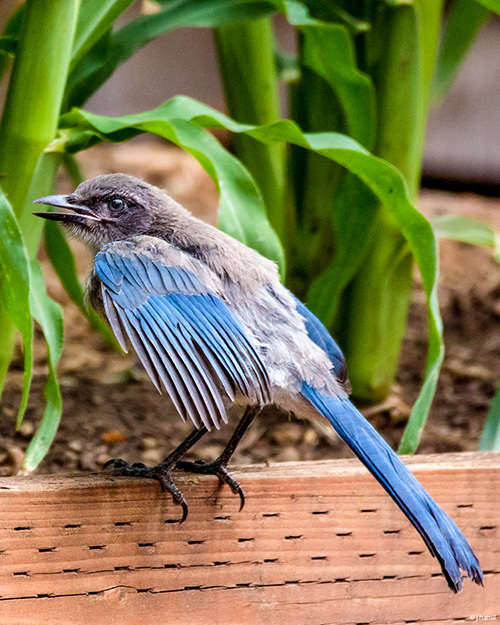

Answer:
[0,452,498,624]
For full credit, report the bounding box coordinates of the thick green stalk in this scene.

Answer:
[338,2,443,403]
[0,0,79,215]
[214,18,287,242]
[19,152,64,259]
[0,0,79,399]
[338,216,413,403]
[376,1,443,196]
[289,63,344,297]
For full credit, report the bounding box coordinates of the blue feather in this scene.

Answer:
[95,253,123,290]
[168,293,267,400]
[293,296,347,383]
[301,382,483,593]
[94,247,271,428]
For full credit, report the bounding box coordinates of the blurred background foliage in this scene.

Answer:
[0,0,499,470]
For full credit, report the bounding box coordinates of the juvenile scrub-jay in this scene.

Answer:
[35,173,482,592]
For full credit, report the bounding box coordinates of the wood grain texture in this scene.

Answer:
[0,452,498,624]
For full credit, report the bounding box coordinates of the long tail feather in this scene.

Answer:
[301,383,483,592]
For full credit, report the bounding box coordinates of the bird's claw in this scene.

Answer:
[176,459,245,511]
[103,458,148,473]
[101,457,189,523]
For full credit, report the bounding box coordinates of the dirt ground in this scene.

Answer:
[0,140,499,476]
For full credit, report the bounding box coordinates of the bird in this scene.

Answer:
[34,173,483,593]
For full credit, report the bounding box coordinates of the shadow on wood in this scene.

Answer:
[0,452,498,624]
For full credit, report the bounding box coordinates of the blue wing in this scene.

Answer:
[293,296,347,384]
[95,243,271,430]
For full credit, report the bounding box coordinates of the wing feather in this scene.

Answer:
[94,244,270,430]
[132,308,213,428]
[121,308,202,427]
[155,296,253,398]
[146,304,228,424]
[122,312,189,423]
[117,307,162,394]
[140,304,225,428]
[102,288,128,353]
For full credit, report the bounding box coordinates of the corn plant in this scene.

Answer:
[1,0,499,473]
[211,0,500,452]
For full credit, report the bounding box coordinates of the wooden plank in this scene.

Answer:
[0,452,498,624]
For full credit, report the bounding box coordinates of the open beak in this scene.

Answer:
[33,195,100,225]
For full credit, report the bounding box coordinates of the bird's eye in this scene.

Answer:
[109,197,124,211]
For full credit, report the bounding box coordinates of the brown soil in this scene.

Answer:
[0,141,499,477]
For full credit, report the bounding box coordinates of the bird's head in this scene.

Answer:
[34,173,178,249]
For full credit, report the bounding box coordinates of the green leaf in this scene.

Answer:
[23,261,64,471]
[0,36,17,86]
[0,4,24,79]
[479,382,500,451]
[61,96,443,452]
[285,5,376,276]
[62,152,85,188]
[283,0,375,148]
[432,0,490,103]
[432,214,500,261]
[214,18,287,240]
[307,176,378,325]
[474,0,500,12]
[277,0,368,30]
[44,223,86,310]
[60,106,285,271]
[44,221,120,346]
[66,0,276,108]
[300,22,375,149]
[71,0,136,65]
[0,187,33,424]
[64,28,113,112]
[0,36,17,56]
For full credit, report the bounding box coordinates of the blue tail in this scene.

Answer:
[301,383,483,592]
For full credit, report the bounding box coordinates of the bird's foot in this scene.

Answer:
[175,458,245,511]
[102,458,189,523]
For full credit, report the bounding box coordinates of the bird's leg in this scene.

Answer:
[103,425,208,523]
[176,405,260,511]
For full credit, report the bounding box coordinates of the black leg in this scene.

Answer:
[176,405,260,510]
[103,425,208,523]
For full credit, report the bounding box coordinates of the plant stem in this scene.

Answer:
[0,0,79,216]
[338,2,444,403]
[20,152,64,259]
[214,18,287,242]
[339,216,414,403]
[376,1,443,196]
[0,0,78,400]
[289,61,344,297]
